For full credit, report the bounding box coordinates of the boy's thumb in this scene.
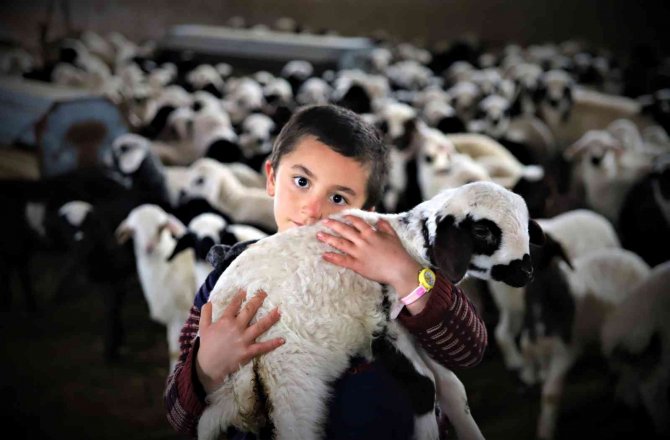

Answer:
[200,302,212,327]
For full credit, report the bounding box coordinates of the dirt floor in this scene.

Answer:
[0,251,663,440]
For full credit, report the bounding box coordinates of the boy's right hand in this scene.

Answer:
[195,290,284,394]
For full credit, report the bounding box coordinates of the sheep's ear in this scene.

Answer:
[430,216,474,284]
[165,214,187,238]
[528,219,545,246]
[115,219,133,244]
[167,232,196,262]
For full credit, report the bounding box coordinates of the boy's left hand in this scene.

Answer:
[316,215,421,295]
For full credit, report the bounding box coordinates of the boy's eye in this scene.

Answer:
[293,176,309,188]
[331,194,348,205]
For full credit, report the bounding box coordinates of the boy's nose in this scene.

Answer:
[301,197,324,223]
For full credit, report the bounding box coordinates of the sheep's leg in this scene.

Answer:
[489,282,526,371]
[198,364,256,440]
[537,339,576,440]
[420,353,484,440]
[263,355,343,440]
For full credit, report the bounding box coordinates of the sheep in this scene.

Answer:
[296,77,332,106]
[600,261,670,436]
[521,247,651,440]
[487,209,620,374]
[563,129,652,224]
[115,204,198,370]
[181,158,277,233]
[168,212,268,287]
[186,64,225,97]
[198,181,545,440]
[538,69,655,147]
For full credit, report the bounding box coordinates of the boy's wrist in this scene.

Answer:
[391,261,423,299]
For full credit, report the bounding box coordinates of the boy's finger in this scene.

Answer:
[345,215,376,235]
[247,338,286,358]
[376,219,396,236]
[237,290,268,324]
[323,252,356,271]
[200,302,213,328]
[222,290,246,319]
[245,307,281,341]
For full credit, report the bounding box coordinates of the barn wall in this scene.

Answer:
[1,0,668,59]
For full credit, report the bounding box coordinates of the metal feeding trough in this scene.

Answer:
[156,24,375,74]
[0,76,128,177]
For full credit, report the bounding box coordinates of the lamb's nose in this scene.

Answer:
[521,254,533,277]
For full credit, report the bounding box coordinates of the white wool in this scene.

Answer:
[296,78,332,105]
[490,208,620,372]
[199,181,530,440]
[183,158,276,232]
[58,201,93,228]
[116,204,198,370]
[600,261,670,434]
[187,64,225,92]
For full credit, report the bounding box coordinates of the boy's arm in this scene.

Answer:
[396,272,488,369]
[164,304,208,437]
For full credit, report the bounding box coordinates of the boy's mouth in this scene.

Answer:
[290,220,304,227]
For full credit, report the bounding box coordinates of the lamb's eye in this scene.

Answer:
[472,225,490,240]
[424,154,434,164]
[194,176,205,186]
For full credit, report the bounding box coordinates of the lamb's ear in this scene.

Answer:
[528,219,545,246]
[167,232,196,262]
[165,214,187,238]
[115,219,133,244]
[430,215,474,284]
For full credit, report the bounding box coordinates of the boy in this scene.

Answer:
[164,104,488,439]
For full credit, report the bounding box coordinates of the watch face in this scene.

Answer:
[421,269,436,288]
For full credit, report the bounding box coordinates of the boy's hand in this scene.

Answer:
[196,290,284,394]
[317,216,422,298]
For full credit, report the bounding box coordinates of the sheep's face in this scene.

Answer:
[116,204,183,256]
[423,182,544,287]
[179,161,225,205]
[473,95,511,139]
[111,133,149,174]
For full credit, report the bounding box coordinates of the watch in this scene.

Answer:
[401,267,436,306]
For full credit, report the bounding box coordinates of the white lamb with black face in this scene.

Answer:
[198,181,544,440]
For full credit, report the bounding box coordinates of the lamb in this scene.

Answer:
[487,209,620,374]
[181,158,277,233]
[115,204,198,370]
[521,247,651,440]
[168,212,268,287]
[198,181,545,440]
[600,261,670,436]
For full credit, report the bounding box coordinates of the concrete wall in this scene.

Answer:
[1,0,668,59]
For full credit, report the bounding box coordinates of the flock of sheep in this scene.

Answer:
[1,18,669,439]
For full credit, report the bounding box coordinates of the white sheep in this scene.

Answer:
[169,212,268,287]
[115,204,198,371]
[522,247,651,440]
[199,181,544,440]
[181,158,277,232]
[488,209,620,373]
[600,261,670,436]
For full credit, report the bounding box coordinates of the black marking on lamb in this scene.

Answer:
[371,337,436,416]
[381,284,392,319]
[468,264,486,273]
[205,139,244,164]
[491,254,533,288]
[421,219,435,267]
[253,360,275,439]
[430,215,474,284]
[436,115,466,134]
[139,105,176,139]
[335,84,371,114]
[524,245,575,344]
[459,215,502,256]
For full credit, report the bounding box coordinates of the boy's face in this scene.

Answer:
[265,136,370,232]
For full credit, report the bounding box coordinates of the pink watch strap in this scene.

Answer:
[401,285,428,305]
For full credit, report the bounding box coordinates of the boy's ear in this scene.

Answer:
[265,160,276,197]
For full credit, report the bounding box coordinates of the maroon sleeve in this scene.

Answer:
[397,273,488,368]
[164,305,207,438]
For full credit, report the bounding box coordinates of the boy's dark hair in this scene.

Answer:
[269,104,388,210]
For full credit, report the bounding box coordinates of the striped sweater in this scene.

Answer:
[164,241,488,438]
